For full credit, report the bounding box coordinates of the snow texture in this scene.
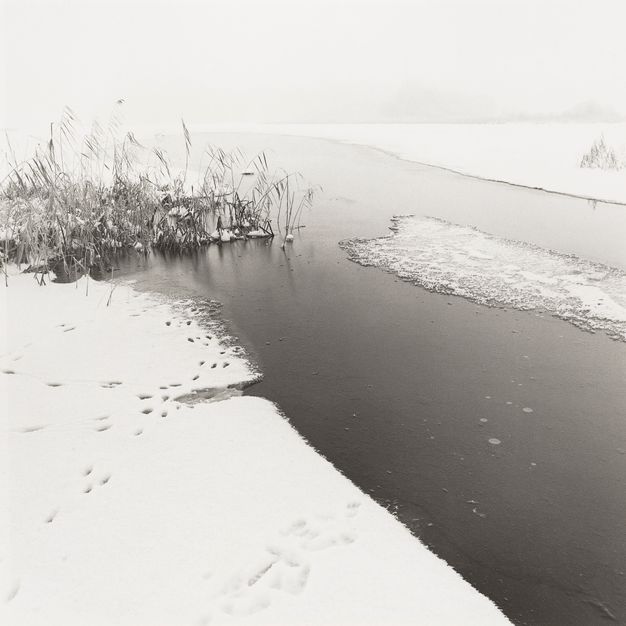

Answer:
[0,270,511,625]
[341,215,626,341]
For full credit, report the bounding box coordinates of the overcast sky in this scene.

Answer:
[2,0,625,132]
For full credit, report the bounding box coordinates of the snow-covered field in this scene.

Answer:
[6,122,626,206]
[190,122,626,206]
[0,270,511,625]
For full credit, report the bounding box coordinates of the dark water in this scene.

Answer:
[119,133,626,626]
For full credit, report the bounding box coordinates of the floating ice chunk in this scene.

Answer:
[522,407,534,414]
[340,216,626,342]
[488,438,501,445]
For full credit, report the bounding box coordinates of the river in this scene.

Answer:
[118,132,626,626]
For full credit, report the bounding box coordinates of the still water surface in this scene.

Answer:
[119,133,626,625]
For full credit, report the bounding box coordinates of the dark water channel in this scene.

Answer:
[118,133,626,626]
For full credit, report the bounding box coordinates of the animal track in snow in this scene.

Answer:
[207,503,360,620]
[346,501,361,517]
[19,424,47,433]
[137,393,152,400]
[5,582,20,603]
[101,381,123,389]
[95,423,112,432]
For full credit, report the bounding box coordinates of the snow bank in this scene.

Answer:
[193,122,626,205]
[342,215,626,342]
[0,271,511,625]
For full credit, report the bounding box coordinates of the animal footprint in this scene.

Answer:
[19,424,46,433]
[6,582,20,603]
[269,562,310,595]
[283,510,358,551]
[346,501,361,518]
[208,508,358,621]
[100,474,111,486]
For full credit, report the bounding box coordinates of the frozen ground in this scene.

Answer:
[341,215,626,342]
[0,270,511,625]
[188,122,626,205]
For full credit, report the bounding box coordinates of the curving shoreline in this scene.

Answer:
[0,269,511,625]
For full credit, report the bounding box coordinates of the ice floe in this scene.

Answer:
[341,215,626,341]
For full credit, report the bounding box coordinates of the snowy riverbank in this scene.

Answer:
[0,270,511,625]
[188,122,626,206]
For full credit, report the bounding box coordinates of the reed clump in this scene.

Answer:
[1,106,314,281]
[580,136,623,171]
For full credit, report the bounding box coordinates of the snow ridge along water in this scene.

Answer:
[341,215,626,341]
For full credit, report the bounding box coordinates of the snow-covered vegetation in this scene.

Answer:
[0,108,312,281]
[580,136,623,170]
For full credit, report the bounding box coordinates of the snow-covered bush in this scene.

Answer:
[580,137,623,170]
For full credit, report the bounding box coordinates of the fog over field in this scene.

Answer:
[2,0,625,131]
